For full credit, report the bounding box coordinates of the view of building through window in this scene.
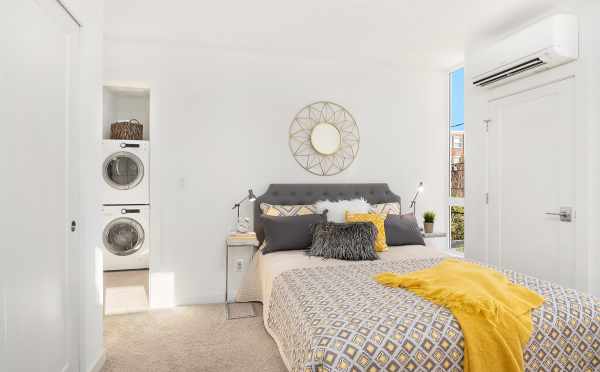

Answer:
[450,68,465,252]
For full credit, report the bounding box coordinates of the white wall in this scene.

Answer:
[73,0,106,370]
[104,39,449,305]
[464,1,600,296]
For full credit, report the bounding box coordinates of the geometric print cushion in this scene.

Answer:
[370,202,401,216]
[260,203,317,217]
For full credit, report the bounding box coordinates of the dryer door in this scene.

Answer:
[103,151,144,190]
[103,217,145,256]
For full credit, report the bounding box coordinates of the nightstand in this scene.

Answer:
[422,232,448,251]
[225,234,259,319]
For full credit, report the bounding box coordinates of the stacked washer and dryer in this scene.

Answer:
[101,140,150,271]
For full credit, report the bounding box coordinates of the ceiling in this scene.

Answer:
[104,0,573,68]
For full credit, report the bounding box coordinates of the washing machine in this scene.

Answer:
[102,140,149,205]
[102,205,150,271]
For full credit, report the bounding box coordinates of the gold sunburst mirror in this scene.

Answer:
[289,101,360,176]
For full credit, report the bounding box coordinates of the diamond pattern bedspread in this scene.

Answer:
[266,258,600,372]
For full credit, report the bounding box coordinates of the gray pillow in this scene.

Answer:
[385,214,425,246]
[261,212,327,254]
[308,222,379,261]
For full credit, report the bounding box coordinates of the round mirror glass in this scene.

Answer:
[310,123,341,155]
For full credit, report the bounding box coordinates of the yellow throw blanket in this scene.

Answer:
[375,259,544,372]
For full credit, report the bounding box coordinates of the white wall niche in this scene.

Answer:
[103,84,150,141]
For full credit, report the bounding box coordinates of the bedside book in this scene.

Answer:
[228,232,256,237]
[227,233,259,247]
[228,232,257,241]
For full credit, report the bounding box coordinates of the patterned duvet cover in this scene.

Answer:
[266,258,600,372]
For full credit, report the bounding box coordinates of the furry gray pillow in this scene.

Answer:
[307,222,379,261]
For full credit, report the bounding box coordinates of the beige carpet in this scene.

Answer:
[102,303,287,372]
[104,270,149,315]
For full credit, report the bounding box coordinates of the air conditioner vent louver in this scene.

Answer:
[470,14,578,88]
[473,58,546,87]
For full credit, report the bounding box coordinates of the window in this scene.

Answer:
[449,67,465,253]
[453,136,463,149]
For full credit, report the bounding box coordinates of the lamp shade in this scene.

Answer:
[417,182,424,194]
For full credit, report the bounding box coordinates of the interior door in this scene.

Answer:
[0,1,80,371]
[487,78,576,288]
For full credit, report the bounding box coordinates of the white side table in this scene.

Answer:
[225,235,259,319]
[422,232,448,251]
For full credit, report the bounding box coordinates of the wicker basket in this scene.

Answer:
[110,119,143,140]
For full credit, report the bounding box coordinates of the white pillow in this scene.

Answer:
[315,198,370,223]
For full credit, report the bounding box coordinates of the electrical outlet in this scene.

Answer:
[235,259,244,272]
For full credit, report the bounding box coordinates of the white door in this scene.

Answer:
[0,1,80,371]
[487,78,576,287]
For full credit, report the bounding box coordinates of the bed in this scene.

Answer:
[237,184,600,372]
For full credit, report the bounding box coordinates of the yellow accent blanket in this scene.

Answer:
[375,259,544,372]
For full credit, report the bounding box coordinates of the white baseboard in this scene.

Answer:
[174,294,223,306]
[87,350,106,372]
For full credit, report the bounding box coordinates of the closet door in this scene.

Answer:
[0,1,80,371]
[487,78,576,288]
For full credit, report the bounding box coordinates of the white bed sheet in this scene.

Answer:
[236,244,449,311]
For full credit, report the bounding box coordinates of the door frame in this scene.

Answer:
[485,62,589,292]
[487,77,576,286]
[40,0,83,370]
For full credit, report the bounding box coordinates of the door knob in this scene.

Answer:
[544,207,572,222]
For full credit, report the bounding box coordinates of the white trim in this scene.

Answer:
[484,62,588,292]
[448,66,465,251]
[488,63,576,100]
[486,72,583,289]
[448,62,465,74]
[104,81,152,91]
[86,350,106,372]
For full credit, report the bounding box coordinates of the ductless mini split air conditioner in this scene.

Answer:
[471,14,579,88]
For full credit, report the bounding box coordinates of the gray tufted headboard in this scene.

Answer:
[254,183,401,244]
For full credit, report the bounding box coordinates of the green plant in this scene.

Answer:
[450,206,464,241]
[423,211,436,223]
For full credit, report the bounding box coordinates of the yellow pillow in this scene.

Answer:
[345,212,388,252]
